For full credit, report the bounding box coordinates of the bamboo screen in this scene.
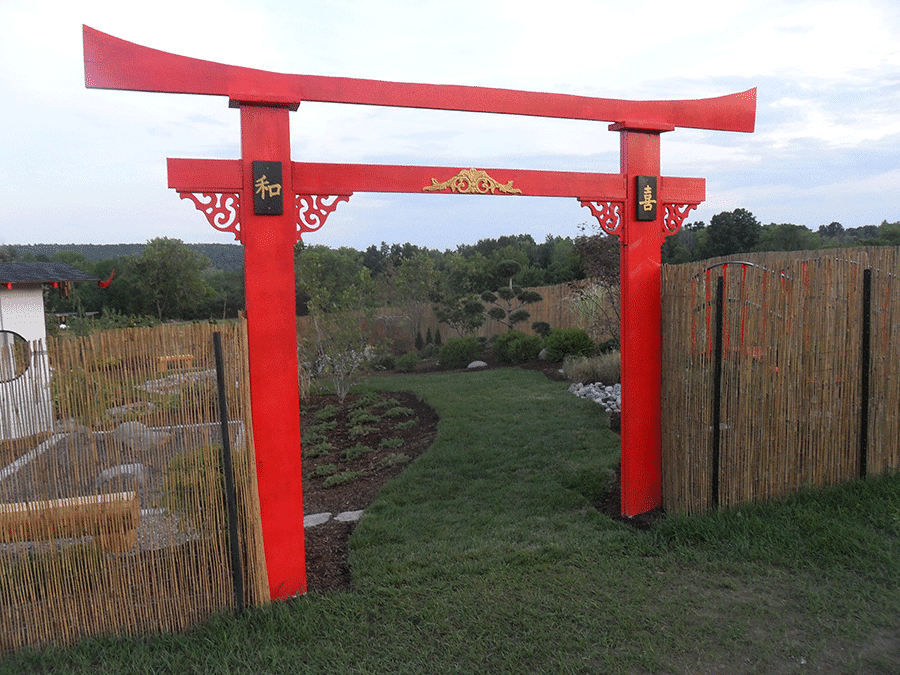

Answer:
[662,248,900,514]
[0,321,267,652]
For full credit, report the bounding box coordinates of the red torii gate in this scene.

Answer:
[83,26,755,600]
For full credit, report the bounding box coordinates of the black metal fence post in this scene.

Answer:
[860,268,872,479]
[213,331,245,615]
[711,275,725,509]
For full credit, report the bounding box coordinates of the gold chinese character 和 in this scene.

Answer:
[255,175,282,200]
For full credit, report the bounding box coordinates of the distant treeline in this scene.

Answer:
[4,243,245,273]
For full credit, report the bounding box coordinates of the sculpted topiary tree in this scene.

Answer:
[480,260,543,331]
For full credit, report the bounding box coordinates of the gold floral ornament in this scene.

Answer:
[423,168,523,195]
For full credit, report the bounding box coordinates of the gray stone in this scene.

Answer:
[467,360,488,369]
[304,512,332,528]
[334,510,364,522]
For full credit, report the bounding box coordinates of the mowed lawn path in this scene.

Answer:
[5,369,899,674]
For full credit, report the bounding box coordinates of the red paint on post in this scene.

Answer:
[239,106,306,599]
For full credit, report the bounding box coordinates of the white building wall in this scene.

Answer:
[0,285,54,440]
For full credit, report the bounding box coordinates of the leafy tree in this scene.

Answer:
[755,223,820,252]
[134,237,213,321]
[703,208,761,258]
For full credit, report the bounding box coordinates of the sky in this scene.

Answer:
[1,0,899,253]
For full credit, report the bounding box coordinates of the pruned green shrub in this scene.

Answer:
[494,330,543,364]
[439,337,482,369]
[507,334,543,363]
[396,351,419,372]
[531,321,552,338]
[543,328,595,362]
[493,330,527,363]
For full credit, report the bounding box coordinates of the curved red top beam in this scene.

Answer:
[83,26,756,133]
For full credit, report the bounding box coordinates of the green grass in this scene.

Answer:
[4,368,899,674]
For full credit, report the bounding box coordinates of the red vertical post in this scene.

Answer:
[239,105,306,599]
[615,125,668,517]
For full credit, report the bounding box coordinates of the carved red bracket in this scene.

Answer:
[179,192,242,241]
[295,194,352,241]
[663,203,699,236]
[579,200,624,242]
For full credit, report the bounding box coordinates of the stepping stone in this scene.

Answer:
[304,512,331,528]
[334,510,364,522]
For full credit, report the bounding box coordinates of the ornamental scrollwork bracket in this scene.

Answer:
[579,200,624,242]
[179,192,241,241]
[424,168,523,195]
[295,194,352,241]
[663,203,700,236]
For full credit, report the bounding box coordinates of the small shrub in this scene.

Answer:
[384,406,415,418]
[303,442,333,459]
[341,444,367,461]
[314,404,339,421]
[396,351,419,373]
[419,343,439,359]
[394,418,418,430]
[543,328,595,362]
[439,337,482,369]
[372,396,400,409]
[349,393,380,409]
[378,437,404,450]
[508,334,543,363]
[493,330,527,363]
[369,354,395,372]
[314,464,338,477]
[348,410,380,426]
[349,423,378,439]
[323,470,366,488]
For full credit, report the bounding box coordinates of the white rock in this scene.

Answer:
[467,360,488,369]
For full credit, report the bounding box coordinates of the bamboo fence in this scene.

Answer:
[0,321,267,652]
[662,248,900,514]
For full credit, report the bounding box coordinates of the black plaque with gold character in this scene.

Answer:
[253,161,284,215]
[635,176,657,221]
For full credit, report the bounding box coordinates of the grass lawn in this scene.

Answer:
[3,368,899,674]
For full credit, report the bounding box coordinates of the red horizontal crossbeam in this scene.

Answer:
[169,158,704,205]
[85,26,756,133]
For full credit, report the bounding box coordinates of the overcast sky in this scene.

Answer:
[1,0,899,252]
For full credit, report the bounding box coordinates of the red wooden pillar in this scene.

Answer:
[615,124,670,517]
[239,105,306,598]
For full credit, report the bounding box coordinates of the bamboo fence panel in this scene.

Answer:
[662,248,900,515]
[869,247,900,473]
[0,321,266,652]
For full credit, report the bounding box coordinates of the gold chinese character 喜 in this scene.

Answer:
[640,184,656,212]
[255,175,282,200]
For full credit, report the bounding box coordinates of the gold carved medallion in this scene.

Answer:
[423,168,523,195]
